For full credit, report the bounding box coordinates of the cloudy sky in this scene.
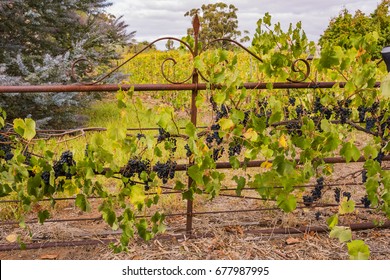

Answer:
[107,0,381,49]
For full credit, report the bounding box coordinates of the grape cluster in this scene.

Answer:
[358,106,367,123]
[288,97,296,106]
[303,177,324,206]
[241,111,250,127]
[362,169,367,183]
[215,104,229,121]
[335,101,352,124]
[285,122,302,136]
[313,97,324,114]
[303,195,314,206]
[166,138,177,154]
[334,187,341,203]
[41,171,50,186]
[122,157,151,179]
[209,96,218,112]
[137,133,146,140]
[295,105,305,118]
[369,102,379,114]
[153,159,177,184]
[143,178,153,191]
[360,195,371,208]
[205,124,223,148]
[53,150,76,179]
[375,151,385,164]
[357,102,380,130]
[0,134,13,161]
[213,147,225,161]
[157,128,171,142]
[84,144,90,157]
[365,117,376,131]
[228,140,242,157]
[343,191,351,201]
[210,95,230,121]
[184,144,192,157]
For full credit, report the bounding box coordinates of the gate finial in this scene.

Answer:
[193,14,200,37]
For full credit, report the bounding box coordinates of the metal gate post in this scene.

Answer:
[186,15,200,235]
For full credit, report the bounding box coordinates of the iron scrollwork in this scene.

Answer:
[71,15,311,85]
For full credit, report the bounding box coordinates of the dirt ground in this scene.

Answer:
[1,222,390,260]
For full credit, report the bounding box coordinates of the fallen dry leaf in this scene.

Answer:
[224,226,244,235]
[40,254,58,260]
[5,234,18,243]
[285,237,300,245]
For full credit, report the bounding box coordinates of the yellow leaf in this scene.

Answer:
[130,185,146,205]
[260,161,273,170]
[156,186,162,195]
[32,165,42,174]
[201,143,210,153]
[243,128,259,141]
[219,118,234,130]
[6,234,18,243]
[356,48,366,58]
[40,254,58,260]
[278,134,288,149]
[120,109,127,119]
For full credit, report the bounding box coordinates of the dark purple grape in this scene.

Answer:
[334,187,341,203]
[122,157,150,179]
[343,191,351,201]
[153,159,177,184]
[360,195,371,208]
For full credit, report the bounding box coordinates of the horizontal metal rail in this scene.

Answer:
[1,220,389,252]
[0,203,372,227]
[0,81,381,93]
[0,181,365,204]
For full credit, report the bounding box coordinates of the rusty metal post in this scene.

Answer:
[186,15,200,235]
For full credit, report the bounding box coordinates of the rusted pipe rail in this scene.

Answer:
[0,203,371,227]
[173,155,390,171]
[0,81,381,93]
[1,220,389,252]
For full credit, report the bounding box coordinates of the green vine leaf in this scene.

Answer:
[185,122,196,138]
[75,194,91,212]
[188,165,204,185]
[327,214,339,229]
[38,210,50,224]
[219,118,234,130]
[107,124,126,141]
[233,175,246,196]
[340,142,360,163]
[277,193,297,212]
[347,240,370,260]
[339,199,356,214]
[380,72,390,98]
[330,226,352,243]
[13,118,36,140]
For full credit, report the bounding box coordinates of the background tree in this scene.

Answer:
[184,2,248,49]
[319,0,390,58]
[0,0,134,82]
[0,0,135,128]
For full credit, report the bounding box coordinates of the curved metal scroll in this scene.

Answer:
[196,38,264,83]
[197,38,310,84]
[204,38,263,63]
[71,58,94,83]
[71,19,311,85]
[71,37,195,85]
[286,58,311,83]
